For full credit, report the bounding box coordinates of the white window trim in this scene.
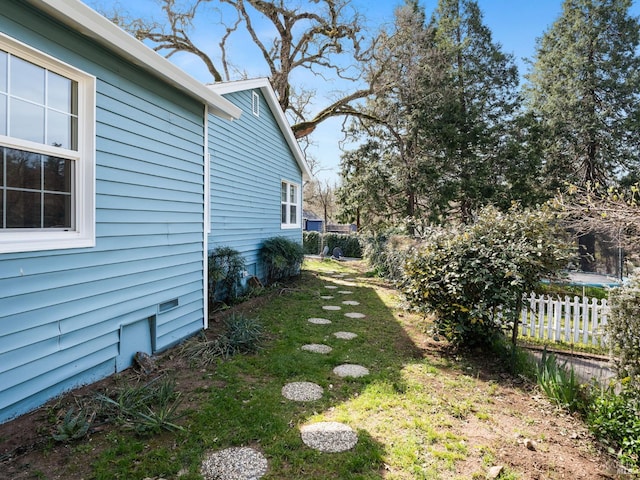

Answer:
[251,91,260,117]
[281,179,301,229]
[0,33,96,254]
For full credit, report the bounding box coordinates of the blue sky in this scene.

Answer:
[88,0,639,184]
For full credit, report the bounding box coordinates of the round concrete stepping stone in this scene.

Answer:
[342,300,360,306]
[345,312,366,319]
[333,331,358,340]
[320,295,334,300]
[300,422,358,453]
[323,305,341,311]
[201,447,268,480]
[338,290,353,294]
[308,317,332,325]
[344,278,357,282]
[324,285,338,289]
[333,364,369,378]
[282,382,324,401]
[301,343,333,354]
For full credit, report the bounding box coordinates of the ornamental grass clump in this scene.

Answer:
[261,236,304,283]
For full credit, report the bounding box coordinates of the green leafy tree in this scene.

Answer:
[524,0,640,270]
[337,0,438,230]
[525,0,640,187]
[421,0,522,222]
[338,0,527,228]
[403,205,573,349]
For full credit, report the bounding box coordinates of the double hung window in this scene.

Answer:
[0,34,95,253]
[281,180,300,228]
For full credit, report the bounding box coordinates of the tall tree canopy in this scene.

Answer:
[524,0,640,188]
[103,0,378,138]
[338,0,523,229]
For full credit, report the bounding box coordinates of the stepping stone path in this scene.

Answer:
[201,447,268,480]
[206,268,369,475]
[282,382,324,401]
[323,305,341,311]
[308,317,332,325]
[333,364,370,378]
[333,331,358,340]
[301,343,333,354]
[300,421,358,453]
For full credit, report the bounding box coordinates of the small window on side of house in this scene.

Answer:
[280,180,300,228]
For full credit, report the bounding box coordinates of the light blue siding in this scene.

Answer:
[0,1,207,422]
[208,89,303,281]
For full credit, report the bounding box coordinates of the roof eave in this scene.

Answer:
[26,0,242,121]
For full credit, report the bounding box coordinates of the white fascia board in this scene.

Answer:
[209,78,312,180]
[27,0,241,121]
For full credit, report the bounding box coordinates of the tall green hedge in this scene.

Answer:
[302,231,362,258]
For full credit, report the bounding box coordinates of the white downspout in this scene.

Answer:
[203,104,210,329]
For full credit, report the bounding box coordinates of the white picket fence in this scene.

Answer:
[518,293,609,347]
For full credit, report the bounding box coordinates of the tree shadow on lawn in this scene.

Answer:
[0,260,615,479]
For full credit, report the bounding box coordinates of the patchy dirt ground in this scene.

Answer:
[0,265,625,480]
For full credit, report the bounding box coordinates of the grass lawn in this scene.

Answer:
[0,258,616,479]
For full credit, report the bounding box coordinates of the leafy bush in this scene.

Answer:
[361,233,418,283]
[587,381,640,473]
[208,246,245,306]
[403,205,572,349]
[261,236,304,283]
[322,233,362,258]
[607,274,640,384]
[303,231,322,254]
[536,348,583,411]
[303,231,362,257]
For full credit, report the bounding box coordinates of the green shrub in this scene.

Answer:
[303,231,322,254]
[403,205,572,349]
[260,236,304,283]
[607,274,640,384]
[535,348,583,411]
[208,246,245,306]
[303,231,362,257]
[587,381,640,473]
[322,233,362,258]
[361,233,418,283]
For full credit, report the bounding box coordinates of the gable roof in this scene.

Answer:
[208,78,312,180]
[25,0,242,121]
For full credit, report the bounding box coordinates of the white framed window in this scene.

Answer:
[251,91,259,116]
[281,180,300,228]
[0,33,96,253]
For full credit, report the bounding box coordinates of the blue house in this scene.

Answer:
[0,0,242,423]
[207,78,311,283]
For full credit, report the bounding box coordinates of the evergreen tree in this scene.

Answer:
[525,0,640,187]
[422,0,522,222]
[524,0,640,270]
